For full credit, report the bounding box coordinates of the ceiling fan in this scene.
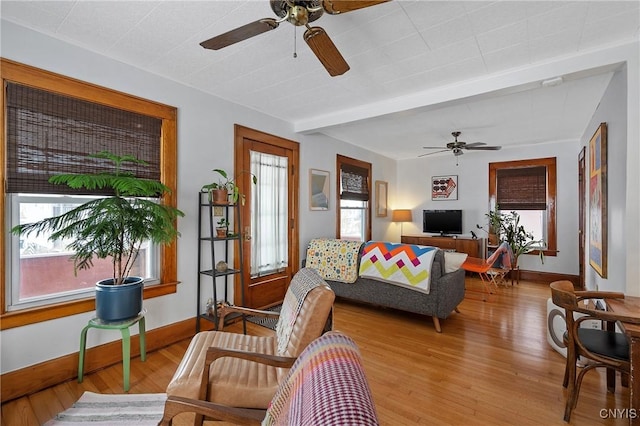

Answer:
[419,131,502,158]
[199,0,389,77]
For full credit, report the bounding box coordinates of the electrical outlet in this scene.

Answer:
[214,206,223,216]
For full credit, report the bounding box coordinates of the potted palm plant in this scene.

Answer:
[11,151,184,321]
[201,168,257,205]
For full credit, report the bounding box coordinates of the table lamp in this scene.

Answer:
[392,209,413,236]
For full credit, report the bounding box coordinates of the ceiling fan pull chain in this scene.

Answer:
[293,26,297,58]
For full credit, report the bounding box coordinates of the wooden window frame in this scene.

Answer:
[489,157,557,257]
[0,59,179,330]
[336,154,372,241]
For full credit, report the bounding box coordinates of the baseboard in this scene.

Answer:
[515,269,579,286]
[1,317,203,403]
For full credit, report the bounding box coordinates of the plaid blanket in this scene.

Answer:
[358,241,437,294]
[263,331,379,426]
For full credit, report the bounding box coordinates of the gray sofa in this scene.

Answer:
[306,246,465,333]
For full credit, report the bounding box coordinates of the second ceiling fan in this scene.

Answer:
[420,131,502,158]
[199,0,389,76]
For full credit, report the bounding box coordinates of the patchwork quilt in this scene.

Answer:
[358,242,437,294]
[305,238,363,283]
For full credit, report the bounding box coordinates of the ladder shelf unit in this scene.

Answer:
[197,191,246,333]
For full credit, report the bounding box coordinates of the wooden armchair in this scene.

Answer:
[159,331,379,426]
[549,280,640,422]
[165,268,334,424]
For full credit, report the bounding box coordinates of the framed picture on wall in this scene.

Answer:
[309,169,330,210]
[588,122,608,278]
[375,180,388,217]
[431,175,458,200]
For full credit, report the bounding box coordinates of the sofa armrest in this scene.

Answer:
[431,268,466,318]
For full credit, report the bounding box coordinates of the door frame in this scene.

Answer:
[578,146,586,289]
[234,124,300,307]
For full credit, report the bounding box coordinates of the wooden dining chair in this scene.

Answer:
[549,280,640,422]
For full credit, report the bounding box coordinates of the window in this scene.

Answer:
[9,195,157,310]
[250,150,288,277]
[489,157,557,256]
[336,155,371,241]
[1,59,178,329]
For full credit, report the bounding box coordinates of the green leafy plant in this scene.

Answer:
[11,151,184,285]
[215,218,230,238]
[476,207,504,244]
[499,211,545,267]
[201,168,257,204]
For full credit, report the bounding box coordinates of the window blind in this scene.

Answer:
[6,82,162,195]
[340,163,369,201]
[496,166,547,210]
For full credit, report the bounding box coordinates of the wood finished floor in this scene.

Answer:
[1,277,631,425]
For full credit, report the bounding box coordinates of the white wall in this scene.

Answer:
[0,21,396,374]
[581,67,629,293]
[397,141,581,274]
[298,132,398,262]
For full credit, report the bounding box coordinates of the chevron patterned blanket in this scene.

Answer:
[358,242,437,294]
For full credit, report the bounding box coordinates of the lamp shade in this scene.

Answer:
[392,209,413,222]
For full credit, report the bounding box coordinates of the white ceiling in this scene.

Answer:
[2,1,639,160]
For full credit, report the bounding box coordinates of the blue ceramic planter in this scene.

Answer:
[95,277,143,322]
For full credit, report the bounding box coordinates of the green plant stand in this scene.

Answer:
[78,309,146,392]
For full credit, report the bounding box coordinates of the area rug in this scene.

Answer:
[44,391,166,425]
[246,304,281,330]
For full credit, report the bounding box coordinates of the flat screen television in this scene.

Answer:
[423,210,463,235]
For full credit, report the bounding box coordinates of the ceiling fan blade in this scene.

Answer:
[464,142,486,148]
[323,0,389,14]
[422,146,447,149]
[418,149,449,157]
[200,19,279,50]
[304,27,349,77]
[465,146,502,150]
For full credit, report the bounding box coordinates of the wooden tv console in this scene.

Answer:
[401,235,483,258]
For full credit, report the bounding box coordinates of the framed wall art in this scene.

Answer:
[588,122,608,278]
[431,175,458,200]
[375,180,388,217]
[309,169,330,210]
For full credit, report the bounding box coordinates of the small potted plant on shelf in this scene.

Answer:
[201,168,257,205]
[216,217,229,238]
[11,151,184,322]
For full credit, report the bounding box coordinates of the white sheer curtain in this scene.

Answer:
[250,151,288,276]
